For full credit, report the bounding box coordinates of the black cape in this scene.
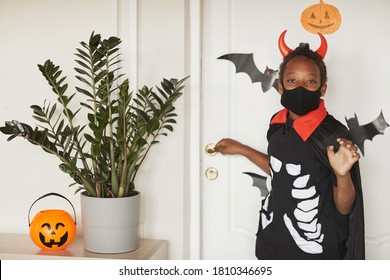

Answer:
[267,114,365,259]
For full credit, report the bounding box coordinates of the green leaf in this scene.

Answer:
[76,87,93,98]
[75,75,92,87]
[134,107,149,123]
[30,105,45,117]
[156,86,168,99]
[151,91,164,107]
[165,119,177,124]
[161,81,172,95]
[163,78,174,90]
[145,97,157,114]
[59,163,73,174]
[146,118,159,134]
[136,137,147,146]
[163,125,174,132]
[32,116,48,123]
[80,102,93,111]
[84,133,97,144]
[74,50,91,62]
[49,103,57,119]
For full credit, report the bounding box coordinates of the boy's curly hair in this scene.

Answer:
[278,43,328,86]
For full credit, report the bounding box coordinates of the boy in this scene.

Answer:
[214,32,364,259]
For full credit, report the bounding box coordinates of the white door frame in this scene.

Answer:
[187,0,202,260]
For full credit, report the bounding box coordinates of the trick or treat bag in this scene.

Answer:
[28,192,76,251]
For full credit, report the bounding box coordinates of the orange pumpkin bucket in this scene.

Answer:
[28,193,76,251]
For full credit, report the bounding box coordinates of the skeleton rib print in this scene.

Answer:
[269,156,323,254]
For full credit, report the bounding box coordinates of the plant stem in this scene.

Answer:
[118,107,127,197]
[88,44,102,197]
[105,64,118,197]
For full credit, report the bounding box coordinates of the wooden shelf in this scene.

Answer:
[0,233,168,260]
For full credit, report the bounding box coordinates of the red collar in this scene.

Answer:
[270,99,328,141]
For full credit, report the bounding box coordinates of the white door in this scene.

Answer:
[200,0,390,260]
[201,0,284,259]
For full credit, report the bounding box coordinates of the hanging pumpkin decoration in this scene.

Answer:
[28,193,76,251]
[301,0,342,34]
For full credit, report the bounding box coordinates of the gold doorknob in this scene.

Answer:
[205,143,217,156]
[205,167,218,180]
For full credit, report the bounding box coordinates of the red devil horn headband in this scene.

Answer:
[278,30,328,59]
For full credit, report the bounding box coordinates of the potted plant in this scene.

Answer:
[0,32,188,253]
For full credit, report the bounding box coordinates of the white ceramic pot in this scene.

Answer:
[80,191,140,253]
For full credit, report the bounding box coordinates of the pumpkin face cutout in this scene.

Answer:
[28,193,77,251]
[301,0,341,34]
[30,210,76,251]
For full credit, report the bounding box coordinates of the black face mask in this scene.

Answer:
[280,86,321,116]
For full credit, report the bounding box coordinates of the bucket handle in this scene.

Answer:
[28,192,77,226]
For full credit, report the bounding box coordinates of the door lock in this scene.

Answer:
[205,167,218,180]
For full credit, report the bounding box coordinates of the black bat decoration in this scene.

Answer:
[345,111,389,156]
[218,53,279,93]
[243,172,269,197]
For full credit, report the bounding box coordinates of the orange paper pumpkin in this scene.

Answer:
[301,0,341,34]
[28,193,76,251]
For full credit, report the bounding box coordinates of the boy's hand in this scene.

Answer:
[214,138,245,155]
[327,138,360,176]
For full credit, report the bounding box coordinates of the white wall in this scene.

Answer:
[0,0,189,259]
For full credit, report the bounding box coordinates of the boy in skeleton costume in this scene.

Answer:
[215,31,365,259]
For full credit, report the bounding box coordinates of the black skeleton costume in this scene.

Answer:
[255,100,365,259]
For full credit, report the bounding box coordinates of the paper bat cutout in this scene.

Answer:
[218,53,279,93]
[243,172,269,197]
[345,111,389,156]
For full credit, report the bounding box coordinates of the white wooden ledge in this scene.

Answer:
[0,233,168,260]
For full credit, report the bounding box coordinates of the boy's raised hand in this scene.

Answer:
[327,138,360,176]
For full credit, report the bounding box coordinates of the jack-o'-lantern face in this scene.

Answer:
[301,0,341,34]
[29,210,76,251]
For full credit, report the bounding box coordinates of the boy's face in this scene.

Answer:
[278,55,327,96]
